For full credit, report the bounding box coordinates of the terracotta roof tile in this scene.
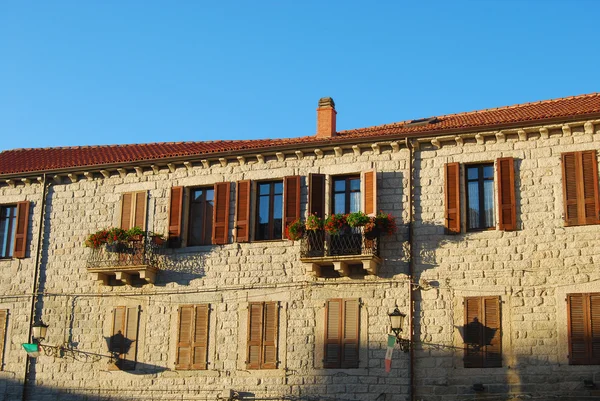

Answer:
[2,92,600,176]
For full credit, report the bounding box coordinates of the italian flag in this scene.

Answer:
[385,334,396,373]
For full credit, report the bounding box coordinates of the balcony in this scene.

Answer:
[300,228,381,277]
[86,239,164,285]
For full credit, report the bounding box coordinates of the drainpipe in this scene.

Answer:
[405,139,415,401]
[22,174,49,401]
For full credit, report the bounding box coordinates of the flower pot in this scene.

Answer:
[151,236,165,246]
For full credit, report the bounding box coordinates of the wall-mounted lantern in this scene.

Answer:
[31,320,49,344]
[388,307,410,352]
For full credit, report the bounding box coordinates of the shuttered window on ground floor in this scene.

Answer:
[464,296,502,368]
[568,293,600,365]
[324,299,359,369]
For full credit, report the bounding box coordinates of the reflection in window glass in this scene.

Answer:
[189,188,214,246]
[0,205,16,258]
[466,164,495,230]
[256,181,283,240]
[332,176,361,214]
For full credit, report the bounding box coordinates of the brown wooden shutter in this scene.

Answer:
[192,304,209,370]
[168,187,183,248]
[262,302,279,369]
[235,180,251,242]
[483,297,501,367]
[497,157,516,231]
[324,299,342,368]
[464,297,481,368]
[121,306,139,371]
[445,163,461,234]
[212,182,231,245]
[590,294,600,364]
[247,302,263,369]
[562,151,600,226]
[13,201,30,258]
[120,193,133,229]
[568,293,588,364]
[308,173,325,219]
[284,176,301,229]
[363,170,377,216]
[109,306,126,370]
[581,151,600,225]
[341,299,359,368]
[134,192,147,230]
[0,309,7,365]
[176,305,193,369]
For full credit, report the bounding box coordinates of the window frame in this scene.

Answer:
[254,180,284,241]
[331,175,361,215]
[175,304,210,370]
[109,306,140,371]
[324,298,360,369]
[567,293,600,365]
[0,309,7,370]
[246,301,279,370]
[187,187,215,246]
[463,296,502,368]
[0,205,17,259]
[465,163,495,232]
[561,150,600,227]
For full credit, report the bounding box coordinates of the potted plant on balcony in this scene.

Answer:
[304,213,325,257]
[149,232,165,246]
[346,211,370,228]
[106,227,128,252]
[305,213,324,231]
[324,213,349,236]
[374,211,398,236]
[126,226,145,242]
[84,229,109,249]
[285,218,305,241]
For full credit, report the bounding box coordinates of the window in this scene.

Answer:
[0,206,16,258]
[255,181,283,241]
[562,150,599,226]
[109,306,140,371]
[324,299,359,368]
[247,302,279,369]
[464,296,501,368]
[120,192,147,230]
[188,188,214,246]
[176,305,209,370]
[0,202,30,259]
[332,175,360,214]
[465,164,495,230]
[0,309,7,369]
[445,158,516,234]
[567,293,600,365]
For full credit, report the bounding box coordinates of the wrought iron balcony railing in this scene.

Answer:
[300,227,380,258]
[86,238,165,285]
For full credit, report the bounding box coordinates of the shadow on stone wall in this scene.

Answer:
[154,251,208,286]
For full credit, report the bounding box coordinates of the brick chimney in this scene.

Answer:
[316,97,336,138]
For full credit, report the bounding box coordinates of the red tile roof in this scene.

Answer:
[2,92,600,176]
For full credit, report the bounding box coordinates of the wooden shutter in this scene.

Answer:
[464,297,482,368]
[362,170,377,216]
[212,182,231,245]
[284,176,301,229]
[444,163,461,234]
[483,297,501,367]
[13,201,30,258]
[0,309,7,366]
[497,157,516,231]
[247,302,263,369]
[168,187,183,248]
[109,306,139,371]
[262,302,279,369]
[120,192,147,230]
[308,173,325,219]
[235,180,251,242]
[568,293,600,365]
[324,299,342,368]
[176,305,193,369]
[581,151,600,225]
[192,304,209,370]
[341,299,359,368]
[562,151,600,226]
[464,296,502,368]
[121,306,139,371]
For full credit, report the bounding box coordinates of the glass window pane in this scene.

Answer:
[483,180,495,227]
[273,194,283,220]
[0,206,15,258]
[467,181,480,229]
[334,179,345,192]
[259,183,270,195]
[483,165,494,179]
[349,192,360,213]
[467,167,479,181]
[334,194,345,215]
[350,178,360,191]
[273,182,283,195]
[206,189,214,202]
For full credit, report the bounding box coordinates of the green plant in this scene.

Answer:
[305,213,324,231]
[126,226,145,238]
[324,213,348,236]
[149,231,164,239]
[106,227,128,244]
[346,211,370,228]
[374,211,398,236]
[285,219,305,241]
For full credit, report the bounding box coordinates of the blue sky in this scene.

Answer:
[1,1,599,151]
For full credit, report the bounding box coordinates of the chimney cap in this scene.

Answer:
[318,97,335,109]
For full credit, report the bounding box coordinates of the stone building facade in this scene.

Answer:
[0,93,599,401]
